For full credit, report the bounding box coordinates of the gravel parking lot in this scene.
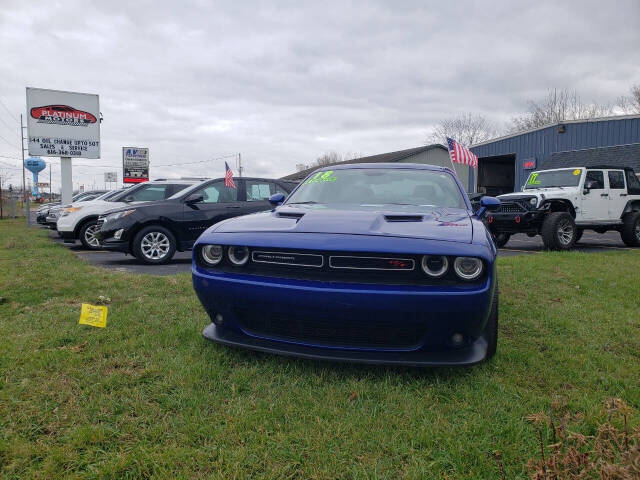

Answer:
[45,227,631,275]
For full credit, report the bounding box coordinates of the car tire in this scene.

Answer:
[541,212,576,250]
[620,212,640,247]
[133,225,176,265]
[575,228,584,243]
[493,232,510,248]
[79,220,102,250]
[485,278,499,361]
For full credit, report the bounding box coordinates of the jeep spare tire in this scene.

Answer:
[620,212,640,247]
[541,212,576,250]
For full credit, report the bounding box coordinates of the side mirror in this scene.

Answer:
[185,193,204,204]
[123,195,134,202]
[583,180,597,194]
[475,196,500,219]
[269,193,285,206]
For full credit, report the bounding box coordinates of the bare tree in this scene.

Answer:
[509,89,613,132]
[315,151,342,167]
[617,84,640,114]
[428,113,497,147]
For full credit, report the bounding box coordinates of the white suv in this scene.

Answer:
[56,180,197,249]
[486,166,640,250]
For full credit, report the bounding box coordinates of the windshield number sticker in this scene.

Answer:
[304,170,337,184]
[527,172,541,185]
[573,169,581,176]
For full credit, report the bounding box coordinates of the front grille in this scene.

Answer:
[498,202,525,213]
[497,197,537,214]
[199,247,484,287]
[236,310,425,349]
[329,255,415,271]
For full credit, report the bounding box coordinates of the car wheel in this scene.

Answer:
[541,212,576,250]
[492,232,510,248]
[79,220,102,250]
[485,278,499,361]
[575,228,584,243]
[620,212,640,247]
[133,225,176,264]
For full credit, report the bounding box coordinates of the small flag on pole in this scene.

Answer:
[446,137,478,168]
[224,161,236,189]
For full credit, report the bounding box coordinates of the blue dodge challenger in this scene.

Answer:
[192,163,501,366]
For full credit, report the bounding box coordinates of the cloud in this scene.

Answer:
[0,0,638,190]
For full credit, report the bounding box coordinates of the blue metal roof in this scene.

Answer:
[470,115,640,191]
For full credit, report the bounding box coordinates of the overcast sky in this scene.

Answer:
[1,0,639,191]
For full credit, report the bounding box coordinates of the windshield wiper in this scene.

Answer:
[286,201,319,205]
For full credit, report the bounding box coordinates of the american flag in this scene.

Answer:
[446,137,478,168]
[224,161,236,189]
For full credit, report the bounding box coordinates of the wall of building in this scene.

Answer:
[470,115,640,192]
[398,147,471,191]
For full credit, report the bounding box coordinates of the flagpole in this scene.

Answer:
[446,137,458,177]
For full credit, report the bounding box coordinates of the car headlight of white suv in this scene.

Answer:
[60,207,83,217]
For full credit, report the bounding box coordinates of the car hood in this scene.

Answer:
[214,207,474,243]
[500,187,579,199]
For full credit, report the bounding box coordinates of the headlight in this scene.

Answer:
[228,246,250,266]
[64,207,83,213]
[453,257,484,281]
[105,209,136,222]
[201,245,223,266]
[421,255,449,278]
[529,197,537,206]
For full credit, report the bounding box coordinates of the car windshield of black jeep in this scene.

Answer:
[524,169,582,189]
[285,169,465,210]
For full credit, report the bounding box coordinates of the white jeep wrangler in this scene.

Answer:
[486,166,640,250]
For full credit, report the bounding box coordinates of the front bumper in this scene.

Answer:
[100,239,131,253]
[203,323,490,366]
[193,266,497,366]
[487,210,545,234]
[96,220,135,253]
[59,230,75,242]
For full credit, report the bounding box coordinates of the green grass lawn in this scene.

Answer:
[0,219,638,479]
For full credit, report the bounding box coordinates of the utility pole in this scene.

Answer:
[49,162,52,201]
[0,174,4,220]
[20,114,26,206]
[238,153,243,177]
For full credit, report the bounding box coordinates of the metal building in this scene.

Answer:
[283,144,472,190]
[470,114,640,195]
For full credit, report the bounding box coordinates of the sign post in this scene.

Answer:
[122,147,149,183]
[25,88,100,205]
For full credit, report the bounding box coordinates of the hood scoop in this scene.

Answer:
[383,214,424,222]
[276,211,305,220]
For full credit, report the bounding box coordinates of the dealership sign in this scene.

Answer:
[26,88,100,158]
[123,147,149,183]
[523,157,537,170]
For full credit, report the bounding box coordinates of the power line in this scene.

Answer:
[0,114,16,134]
[154,153,237,167]
[0,97,19,122]
[0,132,18,150]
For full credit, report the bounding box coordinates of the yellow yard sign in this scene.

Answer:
[79,303,108,328]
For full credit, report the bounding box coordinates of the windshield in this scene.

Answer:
[109,184,144,201]
[285,168,466,210]
[524,169,582,189]
[95,189,123,201]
